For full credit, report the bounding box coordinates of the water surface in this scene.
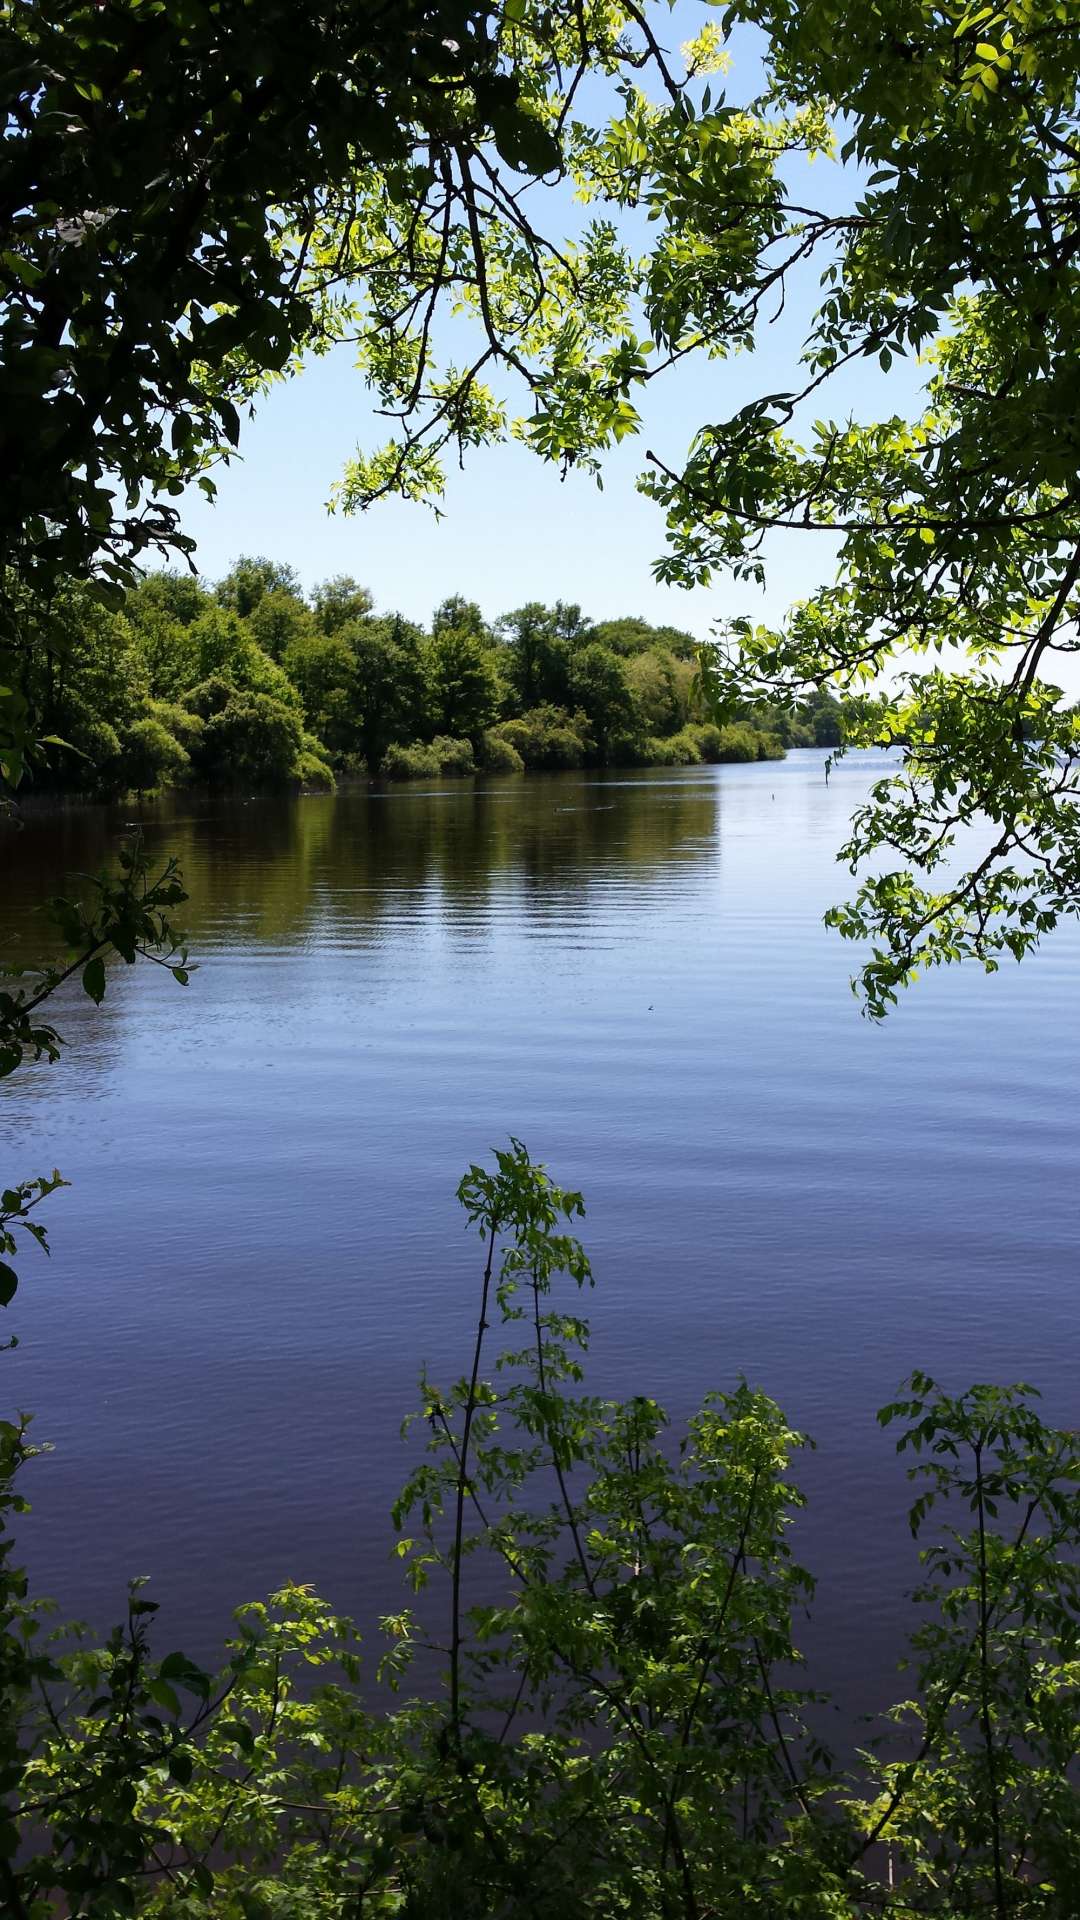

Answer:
[2,753,1077,1719]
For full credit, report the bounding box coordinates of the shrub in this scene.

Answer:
[640,730,701,766]
[190,688,304,787]
[497,704,591,769]
[667,727,704,763]
[116,716,190,793]
[294,749,335,791]
[432,734,475,775]
[688,722,723,761]
[149,699,204,755]
[381,740,440,779]
[714,722,763,762]
[479,729,525,773]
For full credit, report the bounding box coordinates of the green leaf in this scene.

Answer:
[159,1651,211,1696]
[145,1677,182,1716]
[0,1262,17,1307]
[492,109,561,175]
[82,956,107,1004]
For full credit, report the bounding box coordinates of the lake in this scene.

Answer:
[2,750,1078,1725]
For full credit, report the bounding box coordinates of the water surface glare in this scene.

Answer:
[2,751,1078,1719]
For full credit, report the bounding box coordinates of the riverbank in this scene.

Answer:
[379,717,785,782]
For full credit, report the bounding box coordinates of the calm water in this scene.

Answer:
[2,751,1078,1720]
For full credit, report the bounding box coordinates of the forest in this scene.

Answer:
[4,559,843,798]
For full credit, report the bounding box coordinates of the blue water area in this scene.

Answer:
[2,750,1077,1722]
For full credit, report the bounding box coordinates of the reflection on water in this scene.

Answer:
[2,755,1079,1722]
[2,772,720,953]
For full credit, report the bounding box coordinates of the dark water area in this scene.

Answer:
[2,751,1078,1730]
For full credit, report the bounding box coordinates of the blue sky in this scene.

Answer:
[164,9,927,645]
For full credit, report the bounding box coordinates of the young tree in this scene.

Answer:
[626,647,692,736]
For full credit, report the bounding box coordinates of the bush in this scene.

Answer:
[714,722,763,762]
[381,740,440,779]
[181,672,235,721]
[479,729,525,773]
[380,737,477,779]
[685,723,786,764]
[294,749,335,791]
[149,699,204,755]
[496,704,591,769]
[667,727,704,764]
[190,688,304,787]
[639,730,701,766]
[688,722,723,761]
[116,716,190,793]
[432,734,475,775]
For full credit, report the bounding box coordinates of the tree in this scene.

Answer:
[283,630,358,758]
[313,575,375,637]
[126,571,209,630]
[592,616,698,660]
[351,616,429,769]
[426,619,503,744]
[125,574,207,699]
[247,589,316,664]
[4,585,153,791]
[185,682,303,788]
[432,595,488,641]
[189,606,300,709]
[215,557,303,620]
[498,602,573,710]
[116,715,190,794]
[567,642,638,761]
[625,647,692,736]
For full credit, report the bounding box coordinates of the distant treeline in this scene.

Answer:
[5,557,845,796]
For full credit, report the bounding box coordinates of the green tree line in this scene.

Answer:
[3,558,845,798]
